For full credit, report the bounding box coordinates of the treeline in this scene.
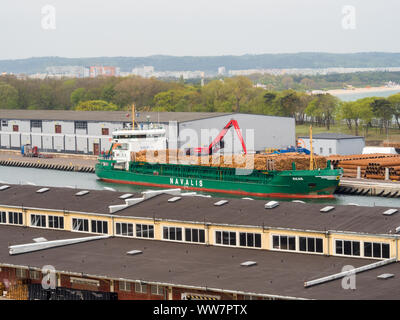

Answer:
[0,75,181,111]
[0,75,399,137]
[249,71,400,91]
[2,53,400,74]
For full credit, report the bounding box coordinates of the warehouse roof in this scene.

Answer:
[298,133,364,140]
[116,194,400,235]
[1,184,400,236]
[0,184,140,214]
[1,224,397,300]
[0,109,231,123]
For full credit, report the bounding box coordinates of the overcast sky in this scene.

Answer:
[0,0,399,60]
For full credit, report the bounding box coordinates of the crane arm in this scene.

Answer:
[207,119,247,154]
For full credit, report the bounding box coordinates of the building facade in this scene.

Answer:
[0,110,296,155]
[298,133,365,156]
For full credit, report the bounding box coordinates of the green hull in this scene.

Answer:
[95,159,342,199]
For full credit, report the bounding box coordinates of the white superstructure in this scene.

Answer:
[111,128,167,163]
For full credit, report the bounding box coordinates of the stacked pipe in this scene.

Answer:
[383,141,400,148]
[328,154,400,180]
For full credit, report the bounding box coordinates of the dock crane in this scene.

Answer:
[186,119,247,156]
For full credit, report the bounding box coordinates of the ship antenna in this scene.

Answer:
[132,103,135,130]
[309,125,314,170]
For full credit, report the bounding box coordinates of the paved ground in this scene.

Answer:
[0,150,97,168]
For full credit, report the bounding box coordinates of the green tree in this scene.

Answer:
[337,98,373,135]
[75,100,119,111]
[388,93,400,129]
[305,94,339,130]
[371,98,394,135]
[0,83,19,109]
[224,76,253,112]
[71,88,87,106]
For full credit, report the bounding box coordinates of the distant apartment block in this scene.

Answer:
[131,66,155,78]
[46,66,89,78]
[89,66,120,78]
[218,66,226,75]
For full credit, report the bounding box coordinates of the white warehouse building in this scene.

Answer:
[0,110,295,155]
[298,133,365,156]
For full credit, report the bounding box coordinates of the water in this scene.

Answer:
[333,89,400,102]
[1,166,399,208]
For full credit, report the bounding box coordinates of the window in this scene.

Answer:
[299,237,323,253]
[320,147,323,154]
[136,224,154,238]
[13,125,19,132]
[102,128,109,135]
[48,216,64,229]
[116,222,134,237]
[119,281,131,292]
[0,211,6,224]
[335,240,360,256]
[29,270,40,280]
[75,121,87,130]
[329,148,332,154]
[91,220,108,234]
[31,214,46,228]
[364,242,390,259]
[272,235,296,251]
[72,218,89,232]
[30,120,42,129]
[215,231,236,246]
[151,285,164,296]
[1,120,8,127]
[8,212,23,225]
[163,226,182,241]
[185,228,205,243]
[55,124,62,134]
[239,232,262,248]
[16,268,27,279]
[135,283,147,294]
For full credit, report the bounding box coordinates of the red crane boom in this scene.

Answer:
[190,119,247,155]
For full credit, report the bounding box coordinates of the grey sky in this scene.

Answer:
[0,0,399,59]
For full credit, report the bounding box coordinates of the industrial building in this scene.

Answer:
[298,133,365,156]
[1,184,400,300]
[0,110,295,155]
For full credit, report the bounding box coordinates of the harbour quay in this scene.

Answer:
[1,184,400,300]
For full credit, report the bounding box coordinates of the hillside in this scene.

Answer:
[1,52,400,74]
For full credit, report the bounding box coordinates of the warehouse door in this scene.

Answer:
[93,143,100,155]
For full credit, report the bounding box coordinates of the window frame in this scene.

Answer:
[91,220,108,234]
[0,211,7,224]
[239,232,262,248]
[119,281,131,292]
[271,234,296,251]
[215,230,237,247]
[184,228,206,244]
[135,282,147,294]
[8,211,23,225]
[30,214,47,228]
[299,236,324,254]
[162,226,183,242]
[72,218,89,232]
[364,241,390,259]
[48,215,64,229]
[115,222,134,237]
[136,224,155,239]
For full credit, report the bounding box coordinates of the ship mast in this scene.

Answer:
[309,125,314,170]
[132,103,135,130]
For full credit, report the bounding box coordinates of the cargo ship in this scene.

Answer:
[95,110,342,199]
